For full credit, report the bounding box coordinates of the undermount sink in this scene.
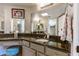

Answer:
[35,39,49,43]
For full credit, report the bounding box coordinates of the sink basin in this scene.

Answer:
[35,39,48,43]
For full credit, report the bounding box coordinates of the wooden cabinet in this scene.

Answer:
[46,47,68,56]
[0,38,69,56]
[30,43,44,53]
[22,46,35,56]
[22,40,29,47]
[46,47,57,56]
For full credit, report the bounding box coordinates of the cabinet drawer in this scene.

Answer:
[22,40,29,47]
[37,52,45,56]
[46,47,68,56]
[30,43,37,50]
[31,43,44,53]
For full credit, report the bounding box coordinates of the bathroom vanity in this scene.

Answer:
[0,33,70,56]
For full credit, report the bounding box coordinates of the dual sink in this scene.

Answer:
[35,39,56,46]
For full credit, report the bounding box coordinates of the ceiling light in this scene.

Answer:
[41,13,48,16]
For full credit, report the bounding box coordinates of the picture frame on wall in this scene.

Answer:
[12,8,25,19]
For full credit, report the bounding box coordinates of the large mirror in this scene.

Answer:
[48,18,57,35]
[31,4,67,35]
[31,13,58,35]
[11,19,25,33]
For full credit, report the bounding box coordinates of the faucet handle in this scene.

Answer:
[43,34,46,39]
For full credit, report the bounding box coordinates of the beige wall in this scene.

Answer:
[0,6,5,31]
[0,5,36,33]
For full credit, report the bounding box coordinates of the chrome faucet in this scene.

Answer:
[44,32,49,39]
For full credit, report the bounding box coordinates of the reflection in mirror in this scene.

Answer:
[17,19,25,33]
[11,19,25,33]
[48,18,57,35]
[31,13,58,35]
[31,4,67,35]
[31,13,47,34]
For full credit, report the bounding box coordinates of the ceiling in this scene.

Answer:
[0,3,67,18]
[38,3,67,18]
[0,3,36,7]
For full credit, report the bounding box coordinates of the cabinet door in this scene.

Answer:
[46,47,68,56]
[22,40,29,47]
[46,47,57,56]
[30,43,44,53]
[22,46,35,56]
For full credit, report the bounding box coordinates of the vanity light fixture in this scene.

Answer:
[41,13,48,16]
